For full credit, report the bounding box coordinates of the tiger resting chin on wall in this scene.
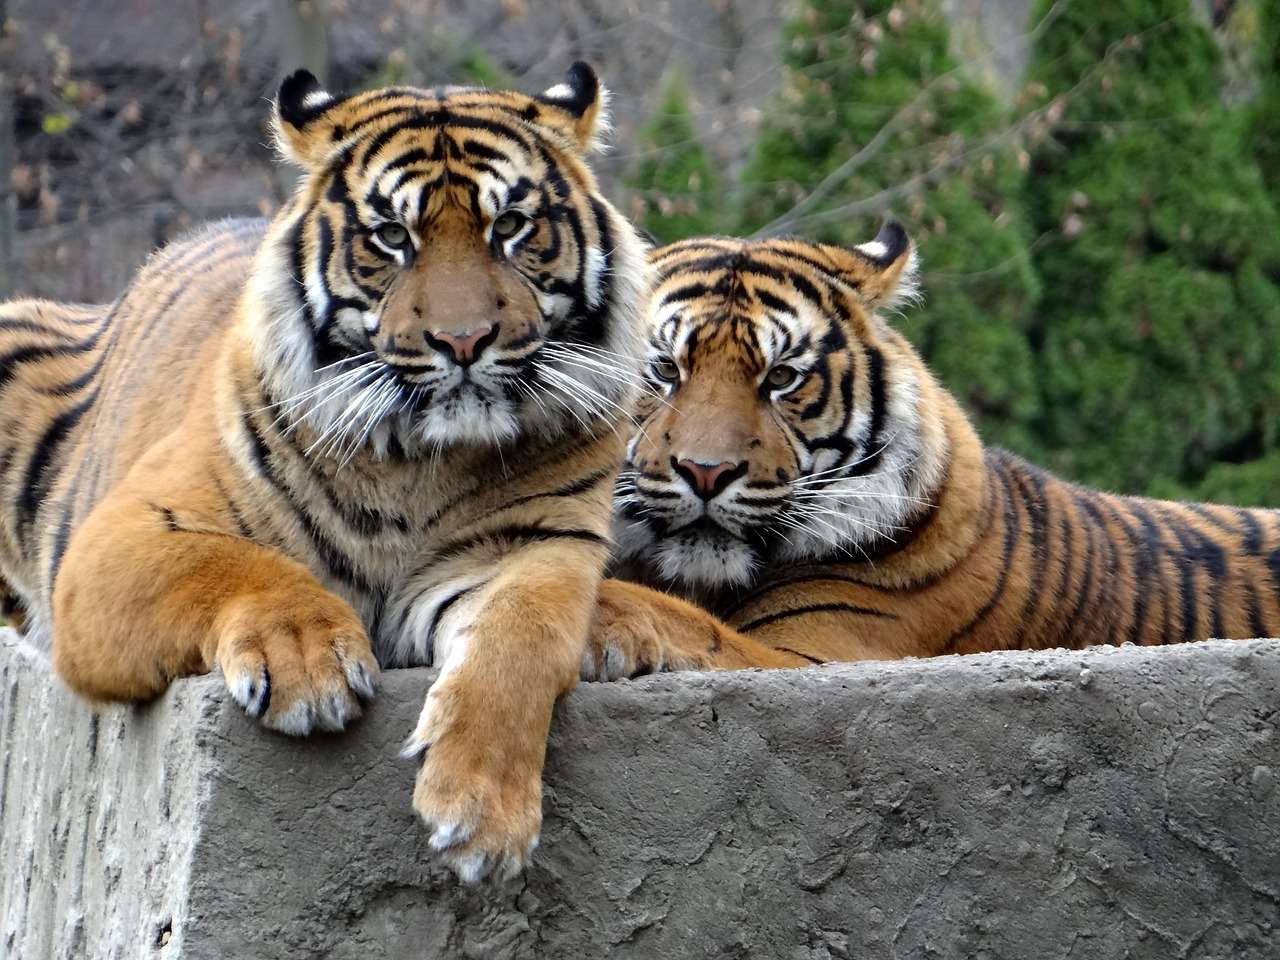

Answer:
[583,223,1280,678]
[0,64,650,882]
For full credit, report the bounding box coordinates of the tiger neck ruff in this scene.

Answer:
[0,64,647,883]
[588,224,1280,675]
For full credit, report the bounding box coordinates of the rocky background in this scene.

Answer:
[2,0,798,300]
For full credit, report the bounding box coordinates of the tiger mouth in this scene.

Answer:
[666,515,746,542]
[380,359,435,380]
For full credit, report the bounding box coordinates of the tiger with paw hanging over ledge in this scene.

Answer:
[586,223,1280,677]
[0,64,649,882]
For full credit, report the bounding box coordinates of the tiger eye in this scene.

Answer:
[651,358,680,383]
[374,222,411,250]
[492,211,527,239]
[765,365,800,389]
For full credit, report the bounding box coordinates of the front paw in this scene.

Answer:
[215,589,379,735]
[581,620,680,680]
[402,674,543,883]
[582,580,714,680]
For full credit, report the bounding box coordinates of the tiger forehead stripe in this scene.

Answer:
[337,86,541,133]
[353,116,537,173]
[655,253,841,317]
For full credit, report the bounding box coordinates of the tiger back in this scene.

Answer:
[586,224,1280,677]
[0,64,649,883]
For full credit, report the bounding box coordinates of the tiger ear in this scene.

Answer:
[272,69,343,167]
[837,221,920,310]
[531,61,610,154]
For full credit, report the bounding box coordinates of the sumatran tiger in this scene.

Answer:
[0,64,650,882]
[583,224,1280,677]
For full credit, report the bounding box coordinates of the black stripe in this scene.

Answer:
[1120,498,1166,644]
[943,461,1019,652]
[798,362,833,421]
[1245,582,1267,638]
[0,340,99,390]
[785,270,824,306]
[737,601,898,635]
[432,523,606,563]
[15,392,96,543]
[1167,514,1227,641]
[1073,492,1124,646]
[845,346,886,477]
[211,473,253,538]
[423,584,484,665]
[754,288,795,316]
[239,407,377,595]
[775,646,823,665]
[151,503,181,532]
[1008,463,1051,649]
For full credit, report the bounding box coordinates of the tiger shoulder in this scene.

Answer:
[587,223,1280,676]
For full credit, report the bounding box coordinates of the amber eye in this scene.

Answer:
[373,222,411,250]
[492,211,527,240]
[651,357,681,383]
[765,365,800,390]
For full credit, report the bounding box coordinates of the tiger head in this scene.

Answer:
[613,225,954,591]
[244,64,648,456]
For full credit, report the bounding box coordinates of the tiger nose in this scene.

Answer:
[673,458,746,501]
[424,324,497,366]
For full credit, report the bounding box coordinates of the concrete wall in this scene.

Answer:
[2,629,1277,959]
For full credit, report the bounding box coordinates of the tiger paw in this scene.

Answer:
[402,674,544,884]
[214,589,379,735]
[582,579,716,680]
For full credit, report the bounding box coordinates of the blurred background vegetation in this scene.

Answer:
[3,0,1279,504]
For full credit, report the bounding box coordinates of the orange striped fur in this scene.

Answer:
[0,65,649,882]
[587,226,1280,675]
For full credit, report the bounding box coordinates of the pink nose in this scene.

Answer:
[425,325,496,366]
[674,458,744,500]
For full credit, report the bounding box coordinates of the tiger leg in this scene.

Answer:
[583,578,814,679]
[402,548,601,883]
[51,490,379,735]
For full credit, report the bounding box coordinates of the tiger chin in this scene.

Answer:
[0,64,649,883]
[585,223,1280,678]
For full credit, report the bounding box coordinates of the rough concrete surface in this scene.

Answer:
[1,629,1277,959]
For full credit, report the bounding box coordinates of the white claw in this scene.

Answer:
[449,851,489,886]
[224,665,268,716]
[429,818,478,852]
[580,649,599,681]
[500,858,522,881]
[339,654,378,700]
[399,741,425,760]
[601,645,625,681]
[265,700,315,736]
[316,692,360,732]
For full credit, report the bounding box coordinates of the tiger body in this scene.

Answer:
[1,65,648,882]
[589,228,1280,674]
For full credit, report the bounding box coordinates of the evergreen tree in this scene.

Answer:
[1026,0,1280,496]
[739,0,1042,452]
[624,74,725,244]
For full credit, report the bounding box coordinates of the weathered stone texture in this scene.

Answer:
[2,631,1277,959]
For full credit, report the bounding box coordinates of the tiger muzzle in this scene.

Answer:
[424,325,498,367]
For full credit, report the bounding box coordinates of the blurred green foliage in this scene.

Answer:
[624,74,727,243]
[1027,0,1280,495]
[624,0,1280,505]
[365,36,508,90]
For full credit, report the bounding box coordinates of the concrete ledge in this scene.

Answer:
[2,630,1278,959]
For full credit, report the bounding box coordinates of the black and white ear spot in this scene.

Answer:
[853,220,911,270]
[535,61,609,153]
[276,69,337,130]
[541,61,600,119]
[837,219,920,310]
